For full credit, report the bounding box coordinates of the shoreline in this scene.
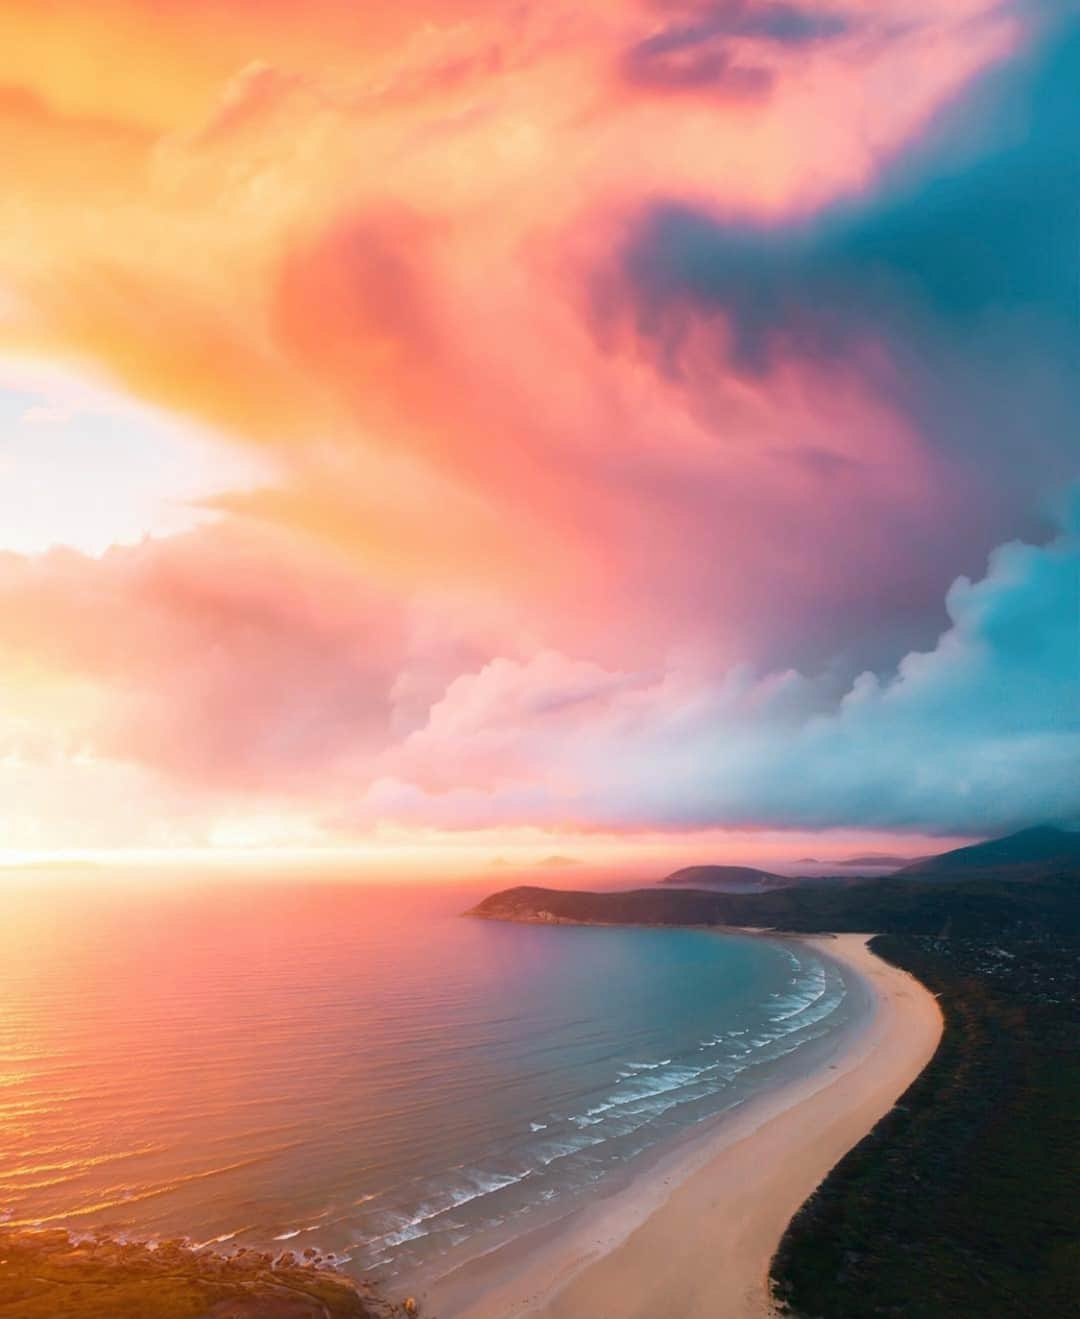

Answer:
[424,933,943,1319]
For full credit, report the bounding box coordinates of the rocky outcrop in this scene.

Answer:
[0,1228,421,1319]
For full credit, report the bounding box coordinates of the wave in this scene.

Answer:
[768,964,829,1023]
[192,1230,242,1249]
[365,1165,540,1253]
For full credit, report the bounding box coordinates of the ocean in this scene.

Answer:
[0,874,856,1293]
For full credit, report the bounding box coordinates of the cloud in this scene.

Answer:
[0,0,1067,849]
[685,514,1080,834]
[615,11,1080,507]
[383,651,638,792]
[0,484,1073,846]
[0,524,410,791]
[622,2,851,97]
[590,10,1079,667]
[349,508,1080,837]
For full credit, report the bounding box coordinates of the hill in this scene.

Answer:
[898,824,1080,879]
[658,864,794,892]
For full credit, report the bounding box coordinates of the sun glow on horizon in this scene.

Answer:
[0,822,982,885]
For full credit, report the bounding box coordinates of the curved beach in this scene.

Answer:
[426,934,943,1319]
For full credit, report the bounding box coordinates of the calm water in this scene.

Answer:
[0,876,854,1289]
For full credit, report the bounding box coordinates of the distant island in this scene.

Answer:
[796,853,917,868]
[658,864,796,891]
[469,826,1080,1318]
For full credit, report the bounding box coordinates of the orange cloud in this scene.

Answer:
[0,0,1018,463]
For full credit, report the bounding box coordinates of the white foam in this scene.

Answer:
[368,1164,543,1251]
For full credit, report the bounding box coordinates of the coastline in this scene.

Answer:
[424,933,943,1319]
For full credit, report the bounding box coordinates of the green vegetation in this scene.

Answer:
[771,932,1080,1318]
[0,1231,418,1319]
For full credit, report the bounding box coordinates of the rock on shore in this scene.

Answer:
[0,1228,421,1319]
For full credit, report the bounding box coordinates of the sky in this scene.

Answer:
[0,0,1077,869]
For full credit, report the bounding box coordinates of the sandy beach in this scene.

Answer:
[425,933,943,1319]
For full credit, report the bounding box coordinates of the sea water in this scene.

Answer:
[0,875,854,1290]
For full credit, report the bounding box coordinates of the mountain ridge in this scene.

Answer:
[897,825,1080,878]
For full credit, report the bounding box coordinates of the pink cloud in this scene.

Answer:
[346,514,1080,838]
[0,526,408,790]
